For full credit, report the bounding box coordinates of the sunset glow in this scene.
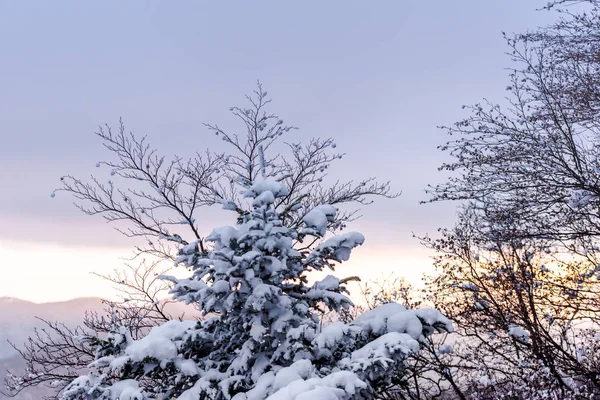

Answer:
[0,239,432,303]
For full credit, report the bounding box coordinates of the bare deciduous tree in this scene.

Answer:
[427,6,600,247]
[423,3,600,398]
[421,209,600,399]
[57,83,395,261]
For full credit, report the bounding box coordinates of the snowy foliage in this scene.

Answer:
[60,177,451,400]
[53,87,448,400]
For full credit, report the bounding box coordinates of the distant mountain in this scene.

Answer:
[0,296,105,360]
[0,297,105,399]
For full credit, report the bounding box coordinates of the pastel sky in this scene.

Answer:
[0,1,566,303]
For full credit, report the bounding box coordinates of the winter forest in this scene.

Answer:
[4,0,600,399]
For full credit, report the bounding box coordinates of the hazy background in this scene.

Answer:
[0,1,567,303]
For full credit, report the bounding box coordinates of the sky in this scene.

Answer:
[0,1,569,303]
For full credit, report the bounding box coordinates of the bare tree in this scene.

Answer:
[421,208,600,399]
[543,0,599,10]
[427,5,600,247]
[423,4,600,398]
[4,320,96,400]
[57,83,396,261]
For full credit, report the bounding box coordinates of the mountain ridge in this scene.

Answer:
[0,296,104,305]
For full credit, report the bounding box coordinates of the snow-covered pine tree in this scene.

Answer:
[60,155,451,400]
[19,84,397,399]
[54,85,451,399]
